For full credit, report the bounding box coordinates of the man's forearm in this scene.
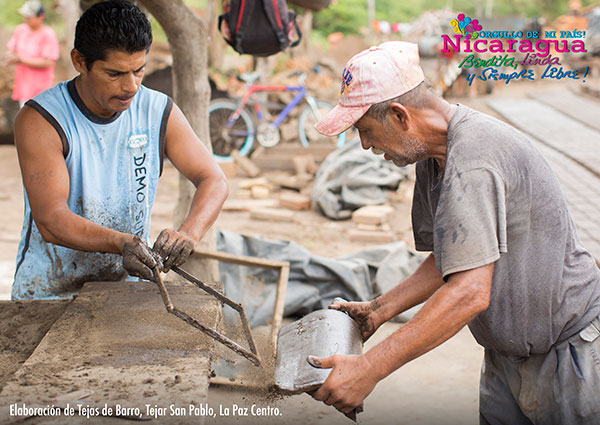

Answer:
[365,263,493,381]
[375,253,445,323]
[36,206,133,254]
[177,175,229,243]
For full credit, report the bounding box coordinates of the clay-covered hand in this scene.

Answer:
[307,354,377,415]
[152,229,195,272]
[329,299,384,342]
[121,236,158,280]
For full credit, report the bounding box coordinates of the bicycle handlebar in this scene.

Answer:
[236,65,322,87]
[237,72,261,83]
[286,66,321,79]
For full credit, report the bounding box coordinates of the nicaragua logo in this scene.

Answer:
[128,134,148,149]
[441,15,586,57]
[442,12,589,85]
[450,13,482,40]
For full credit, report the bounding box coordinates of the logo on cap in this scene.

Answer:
[340,67,353,95]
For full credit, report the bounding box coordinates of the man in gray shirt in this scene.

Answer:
[308,41,600,424]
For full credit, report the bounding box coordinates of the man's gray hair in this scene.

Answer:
[365,80,435,123]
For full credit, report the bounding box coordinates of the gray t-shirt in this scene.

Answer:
[412,105,600,358]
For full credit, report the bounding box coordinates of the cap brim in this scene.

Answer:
[315,103,371,137]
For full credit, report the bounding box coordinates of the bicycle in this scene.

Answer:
[208,67,346,161]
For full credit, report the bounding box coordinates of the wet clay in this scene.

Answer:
[0,281,222,424]
[0,300,70,392]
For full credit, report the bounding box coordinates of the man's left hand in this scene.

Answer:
[152,229,195,272]
[307,354,378,414]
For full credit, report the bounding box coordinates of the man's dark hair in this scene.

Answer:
[365,80,435,123]
[74,0,152,69]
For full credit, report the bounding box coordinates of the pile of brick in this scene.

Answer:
[349,205,395,243]
[221,153,317,223]
[220,150,403,245]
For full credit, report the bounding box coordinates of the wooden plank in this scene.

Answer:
[348,229,396,243]
[252,143,336,160]
[232,150,261,177]
[268,174,312,191]
[250,144,336,172]
[279,191,311,210]
[270,264,290,347]
[356,223,391,232]
[351,205,394,225]
[238,177,270,190]
[250,185,270,199]
[250,155,295,172]
[222,198,279,211]
[250,208,295,222]
[193,249,289,270]
[0,281,221,424]
[292,154,319,176]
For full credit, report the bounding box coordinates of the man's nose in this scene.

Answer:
[122,73,138,94]
[360,136,370,150]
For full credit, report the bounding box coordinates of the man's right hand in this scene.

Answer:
[121,236,158,280]
[152,228,194,272]
[329,299,385,342]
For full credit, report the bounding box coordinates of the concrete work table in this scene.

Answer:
[0,280,222,424]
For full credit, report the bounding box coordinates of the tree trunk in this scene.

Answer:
[57,0,80,79]
[254,56,275,106]
[206,0,225,69]
[299,10,312,57]
[139,0,219,282]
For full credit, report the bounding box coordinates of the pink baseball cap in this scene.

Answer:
[315,41,425,136]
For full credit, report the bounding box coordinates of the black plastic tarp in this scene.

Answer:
[216,230,424,327]
[311,138,412,220]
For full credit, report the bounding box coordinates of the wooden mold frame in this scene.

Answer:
[192,249,290,348]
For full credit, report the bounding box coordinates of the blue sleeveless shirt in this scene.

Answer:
[12,80,173,300]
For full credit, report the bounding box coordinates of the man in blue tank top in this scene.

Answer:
[12,0,229,300]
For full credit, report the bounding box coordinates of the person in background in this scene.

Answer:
[4,0,59,107]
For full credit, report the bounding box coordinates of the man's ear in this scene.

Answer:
[70,49,87,74]
[388,102,410,131]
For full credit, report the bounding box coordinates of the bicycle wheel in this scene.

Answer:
[208,99,255,161]
[298,100,346,148]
